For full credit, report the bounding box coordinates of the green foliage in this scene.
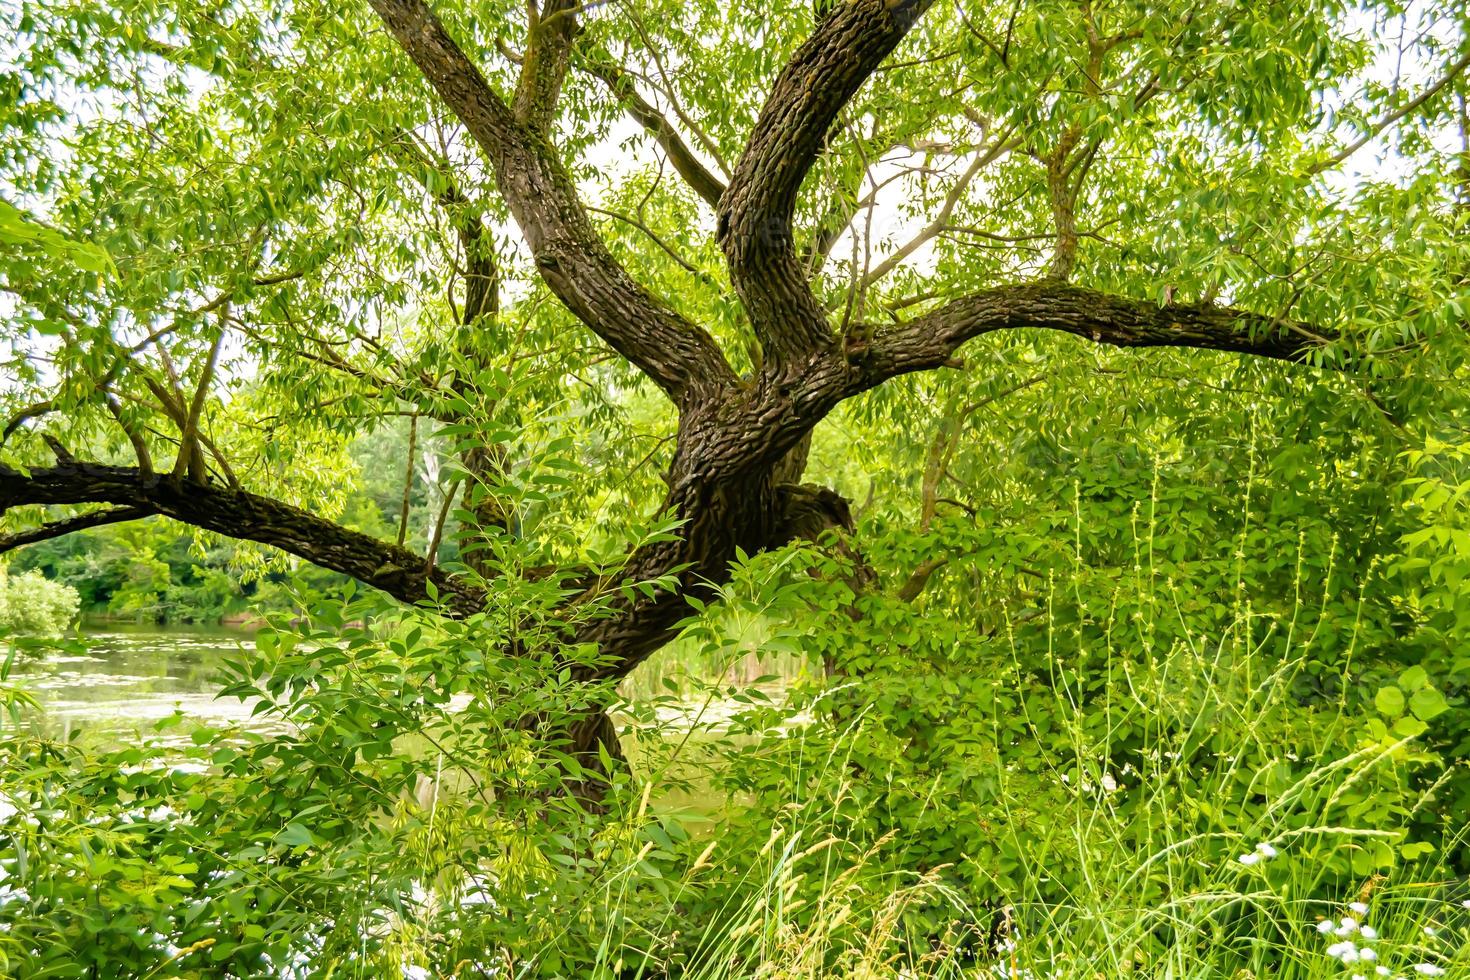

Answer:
[0,199,113,278]
[1,0,1468,975]
[0,566,80,636]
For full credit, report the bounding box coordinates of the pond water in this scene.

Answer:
[6,623,770,826]
[6,623,790,741]
[8,623,265,738]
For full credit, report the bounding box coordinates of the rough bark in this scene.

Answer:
[837,282,1329,398]
[0,462,484,616]
[717,0,933,365]
[367,0,736,405]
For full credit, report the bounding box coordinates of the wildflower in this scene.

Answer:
[1360,948,1377,961]
[1327,941,1361,963]
[1319,919,1338,934]
[1350,901,1370,914]
[1361,925,1378,940]
[1239,852,1261,865]
[1411,965,1444,977]
[1376,968,1391,977]
[1255,841,1278,858]
[1461,899,1470,910]
[1422,926,1436,938]
[1338,918,1360,936]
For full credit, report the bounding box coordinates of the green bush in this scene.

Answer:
[0,566,80,636]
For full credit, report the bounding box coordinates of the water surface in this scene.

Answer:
[9,623,261,737]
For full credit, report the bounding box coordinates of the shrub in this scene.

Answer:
[0,566,80,637]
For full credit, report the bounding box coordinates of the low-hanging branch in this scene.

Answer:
[0,462,485,616]
[0,505,151,553]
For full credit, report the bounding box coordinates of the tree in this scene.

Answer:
[2,0,1467,781]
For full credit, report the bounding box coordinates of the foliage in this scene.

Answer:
[1,0,1468,975]
[0,565,80,636]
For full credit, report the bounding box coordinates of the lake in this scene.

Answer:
[5,622,798,743]
[6,623,268,738]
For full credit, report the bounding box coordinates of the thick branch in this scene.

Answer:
[0,462,484,615]
[515,0,578,130]
[368,0,737,402]
[586,60,726,209]
[0,506,150,552]
[841,282,1331,395]
[717,0,934,364]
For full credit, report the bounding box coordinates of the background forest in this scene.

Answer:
[2,0,1470,978]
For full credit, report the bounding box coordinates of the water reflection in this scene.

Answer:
[10,623,262,735]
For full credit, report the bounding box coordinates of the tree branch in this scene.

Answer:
[0,506,152,553]
[0,462,484,615]
[717,0,934,365]
[368,0,737,402]
[856,139,1014,291]
[1308,50,1470,175]
[840,281,1332,395]
[584,60,726,209]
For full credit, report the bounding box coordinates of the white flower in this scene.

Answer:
[1361,948,1377,961]
[1328,941,1361,963]
[1376,968,1391,978]
[1352,974,1366,980]
[1361,925,1378,940]
[1422,926,1436,938]
[1319,919,1337,934]
[1461,899,1470,910]
[1255,841,1278,858]
[1338,918,1361,936]
[1350,901,1370,914]
[1239,852,1261,865]
[1412,965,1445,977]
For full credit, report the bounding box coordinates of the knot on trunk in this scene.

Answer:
[772,483,854,545]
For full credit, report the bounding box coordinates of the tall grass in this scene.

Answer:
[607,635,1470,979]
[593,521,1470,978]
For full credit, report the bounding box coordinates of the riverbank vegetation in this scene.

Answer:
[2,0,1469,976]
[0,565,78,636]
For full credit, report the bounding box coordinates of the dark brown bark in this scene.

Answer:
[0,506,149,551]
[367,0,736,405]
[717,0,933,365]
[837,282,1329,398]
[0,462,484,616]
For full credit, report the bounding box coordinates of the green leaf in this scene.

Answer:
[1408,686,1448,721]
[1374,686,1405,717]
